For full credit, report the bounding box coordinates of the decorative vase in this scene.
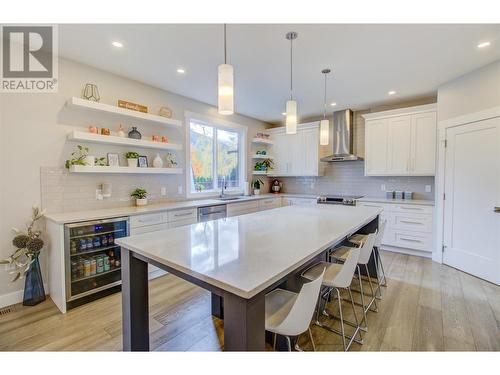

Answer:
[84,155,95,166]
[117,124,126,138]
[153,153,163,168]
[136,198,148,206]
[127,158,138,167]
[128,127,142,139]
[82,83,100,102]
[23,256,46,306]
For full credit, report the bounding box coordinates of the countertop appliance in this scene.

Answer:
[271,179,282,194]
[198,204,227,222]
[64,217,129,309]
[317,195,364,206]
[321,109,362,162]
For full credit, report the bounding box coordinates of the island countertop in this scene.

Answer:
[116,204,382,299]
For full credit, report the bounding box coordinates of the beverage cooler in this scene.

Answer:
[64,217,129,309]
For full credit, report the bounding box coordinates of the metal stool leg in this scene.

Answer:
[308,327,316,352]
[377,249,388,287]
[364,264,379,312]
[347,286,363,344]
[335,288,347,351]
[357,265,368,330]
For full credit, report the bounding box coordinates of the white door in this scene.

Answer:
[365,118,389,175]
[410,112,437,176]
[443,117,500,285]
[387,115,412,175]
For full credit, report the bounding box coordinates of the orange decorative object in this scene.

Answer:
[118,100,148,113]
[161,136,169,143]
[152,135,160,142]
[89,126,98,134]
[101,128,110,135]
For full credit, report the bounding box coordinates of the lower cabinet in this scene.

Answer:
[282,197,317,206]
[258,197,283,210]
[227,200,260,217]
[358,202,434,255]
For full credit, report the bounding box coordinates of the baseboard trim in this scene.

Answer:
[0,283,49,309]
[380,245,432,258]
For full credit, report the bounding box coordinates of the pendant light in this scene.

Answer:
[218,24,234,115]
[320,68,331,145]
[285,32,298,134]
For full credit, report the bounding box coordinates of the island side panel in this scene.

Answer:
[223,291,265,351]
[122,248,150,351]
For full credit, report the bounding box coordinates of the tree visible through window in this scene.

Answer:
[189,119,243,194]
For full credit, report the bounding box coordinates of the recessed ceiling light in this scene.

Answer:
[111,41,123,48]
[330,102,337,106]
[388,90,396,95]
[281,112,286,116]
[176,68,186,74]
[477,41,491,49]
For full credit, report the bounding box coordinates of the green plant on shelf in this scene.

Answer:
[125,151,140,159]
[65,145,89,169]
[130,188,148,199]
[95,157,107,166]
[254,158,273,172]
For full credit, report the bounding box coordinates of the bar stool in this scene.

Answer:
[349,221,388,292]
[330,233,378,330]
[265,268,326,351]
[301,246,362,351]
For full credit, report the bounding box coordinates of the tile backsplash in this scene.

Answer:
[279,161,435,200]
[41,167,185,213]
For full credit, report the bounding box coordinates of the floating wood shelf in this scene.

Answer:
[69,165,183,175]
[67,131,182,151]
[251,154,274,159]
[252,171,270,175]
[66,97,182,128]
[251,138,273,145]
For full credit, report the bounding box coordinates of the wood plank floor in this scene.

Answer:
[0,251,498,351]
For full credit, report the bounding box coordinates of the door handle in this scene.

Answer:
[495,207,500,213]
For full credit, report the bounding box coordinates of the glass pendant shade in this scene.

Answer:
[320,119,329,145]
[218,63,234,115]
[286,100,297,134]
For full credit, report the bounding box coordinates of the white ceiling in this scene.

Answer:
[59,24,500,124]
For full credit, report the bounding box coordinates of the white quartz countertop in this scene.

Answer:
[116,204,382,299]
[358,197,435,206]
[44,193,318,224]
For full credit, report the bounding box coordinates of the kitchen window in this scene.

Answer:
[186,113,247,196]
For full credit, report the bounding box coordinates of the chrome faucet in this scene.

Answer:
[220,176,227,198]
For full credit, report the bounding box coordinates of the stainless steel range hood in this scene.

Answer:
[321,109,362,162]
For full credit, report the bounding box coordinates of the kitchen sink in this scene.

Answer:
[216,197,243,201]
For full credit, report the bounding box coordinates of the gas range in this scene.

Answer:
[316,195,364,206]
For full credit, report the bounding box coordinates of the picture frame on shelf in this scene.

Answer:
[138,156,148,168]
[107,153,119,167]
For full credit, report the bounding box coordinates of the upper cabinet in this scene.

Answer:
[268,122,327,177]
[363,104,437,176]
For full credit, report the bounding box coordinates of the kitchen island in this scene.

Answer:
[116,204,382,351]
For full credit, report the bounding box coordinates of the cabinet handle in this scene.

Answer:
[400,220,423,225]
[495,207,500,213]
[400,206,423,211]
[400,237,422,243]
[174,211,193,217]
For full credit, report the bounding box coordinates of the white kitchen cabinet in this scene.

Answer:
[358,201,434,256]
[227,200,260,217]
[258,197,283,210]
[363,104,437,176]
[268,122,327,177]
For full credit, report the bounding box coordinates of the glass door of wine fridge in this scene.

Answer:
[64,217,129,308]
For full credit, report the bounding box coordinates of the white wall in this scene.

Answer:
[433,60,500,263]
[437,60,500,121]
[0,58,268,301]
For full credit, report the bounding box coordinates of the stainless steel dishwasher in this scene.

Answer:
[198,204,227,222]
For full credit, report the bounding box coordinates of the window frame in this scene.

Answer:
[185,111,247,198]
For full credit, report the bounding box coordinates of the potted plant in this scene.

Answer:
[131,188,148,206]
[252,178,264,195]
[125,151,140,167]
[65,145,90,169]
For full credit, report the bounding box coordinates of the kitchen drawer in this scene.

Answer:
[392,212,433,233]
[284,197,317,206]
[227,201,259,217]
[382,229,432,252]
[130,222,168,235]
[258,197,282,210]
[168,208,197,222]
[391,204,433,215]
[168,217,198,228]
[129,212,168,228]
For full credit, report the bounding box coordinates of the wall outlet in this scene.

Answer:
[95,189,103,200]
[177,185,183,195]
[425,185,432,193]
[381,184,386,191]
[160,187,167,196]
